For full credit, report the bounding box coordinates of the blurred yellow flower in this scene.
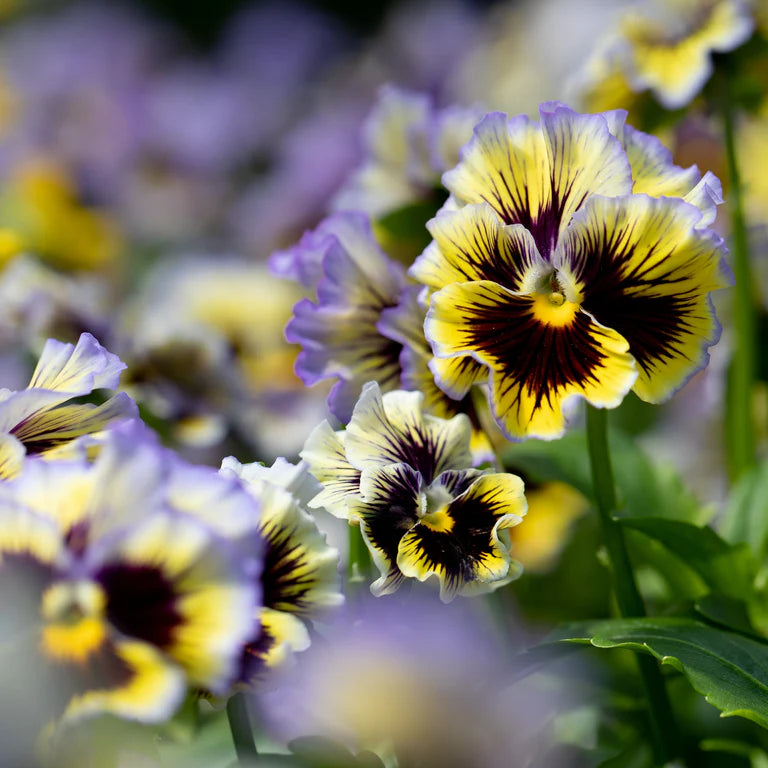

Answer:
[509,481,588,573]
[0,158,122,271]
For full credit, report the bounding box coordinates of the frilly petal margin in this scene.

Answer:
[300,420,361,519]
[28,332,127,395]
[425,280,637,440]
[557,193,732,403]
[443,105,633,258]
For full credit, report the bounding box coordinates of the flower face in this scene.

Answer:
[301,382,526,601]
[220,457,343,682]
[411,103,731,440]
[0,332,137,478]
[0,422,261,747]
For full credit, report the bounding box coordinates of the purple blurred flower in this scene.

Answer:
[258,592,560,768]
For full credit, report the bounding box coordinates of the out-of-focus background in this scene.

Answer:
[0,0,637,456]
[0,0,750,498]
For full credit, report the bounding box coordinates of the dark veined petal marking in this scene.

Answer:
[344,383,473,483]
[442,105,632,258]
[351,463,423,597]
[396,473,527,602]
[240,608,310,682]
[425,280,637,440]
[557,194,732,402]
[300,420,362,519]
[411,202,547,293]
[259,484,340,618]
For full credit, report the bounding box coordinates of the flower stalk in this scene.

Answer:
[718,64,757,482]
[347,524,372,587]
[586,405,679,766]
[227,692,258,766]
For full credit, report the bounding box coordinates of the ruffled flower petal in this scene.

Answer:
[411,202,548,293]
[621,0,754,108]
[352,462,424,596]
[344,382,472,482]
[557,193,732,402]
[285,213,407,423]
[28,332,126,396]
[300,420,361,518]
[621,124,724,227]
[443,105,632,256]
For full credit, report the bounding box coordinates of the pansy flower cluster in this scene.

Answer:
[0,334,343,759]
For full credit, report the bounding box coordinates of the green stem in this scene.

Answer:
[719,65,756,481]
[347,523,371,587]
[586,406,679,766]
[226,692,258,766]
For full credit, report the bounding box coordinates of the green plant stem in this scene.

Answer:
[347,523,371,588]
[586,406,679,766]
[227,692,258,765]
[719,66,756,481]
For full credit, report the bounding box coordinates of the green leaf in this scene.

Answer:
[287,736,385,768]
[555,618,768,730]
[503,428,706,524]
[374,195,446,263]
[721,459,768,559]
[616,518,755,599]
[695,594,762,639]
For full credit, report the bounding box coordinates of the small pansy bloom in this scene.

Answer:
[411,102,732,440]
[301,382,527,601]
[220,456,343,682]
[332,85,481,220]
[619,0,754,109]
[0,422,260,745]
[276,212,494,463]
[0,332,137,478]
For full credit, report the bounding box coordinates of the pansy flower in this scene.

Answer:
[331,86,481,220]
[259,594,557,768]
[572,0,754,111]
[221,457,343,682]
[301,382,526,601]
[281,211,409,423]
[620,0,754,109]
[411,103,731,440]
[0,422,260,750]
[0,332,137,478]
